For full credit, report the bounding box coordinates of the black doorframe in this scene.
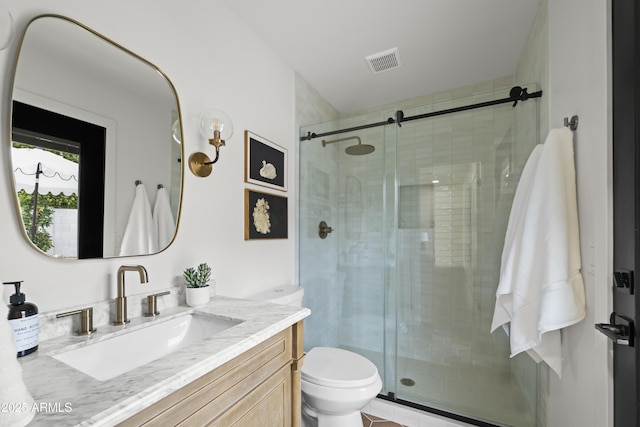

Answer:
[12,100,106,259]
[611,0,640,425]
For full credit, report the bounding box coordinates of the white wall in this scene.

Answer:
[0,0,296,311]
[547,1,612,426]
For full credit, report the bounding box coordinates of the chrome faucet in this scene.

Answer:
[113,265,148,325]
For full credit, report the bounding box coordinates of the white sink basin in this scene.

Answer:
[52,313,242,381]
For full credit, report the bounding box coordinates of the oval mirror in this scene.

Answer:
[9,15,183,259]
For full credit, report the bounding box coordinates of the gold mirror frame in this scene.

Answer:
[8,14,184,259]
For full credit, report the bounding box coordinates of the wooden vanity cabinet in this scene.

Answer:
[119,321,305,427]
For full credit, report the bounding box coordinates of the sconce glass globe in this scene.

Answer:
[200,109,233,141]
[171,119,182,144]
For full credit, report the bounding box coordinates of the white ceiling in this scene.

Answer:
[223,0,541,114]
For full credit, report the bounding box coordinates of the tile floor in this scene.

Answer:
[362,412,407,427]
[361,399,475,427]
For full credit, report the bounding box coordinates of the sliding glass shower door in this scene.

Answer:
[299,84,540,426]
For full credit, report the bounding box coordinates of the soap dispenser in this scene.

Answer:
[4,281,39,357]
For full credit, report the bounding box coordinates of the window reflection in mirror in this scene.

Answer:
[9,15,183,259]
[12,100,105,259]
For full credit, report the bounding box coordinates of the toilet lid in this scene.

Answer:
[302,347,380,388]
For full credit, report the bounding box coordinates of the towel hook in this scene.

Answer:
[564,115,579,131]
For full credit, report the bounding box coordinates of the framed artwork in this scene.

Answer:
[244,189,288,240]
[244,130,287,192]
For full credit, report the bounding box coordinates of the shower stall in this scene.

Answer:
[299,84,541,426]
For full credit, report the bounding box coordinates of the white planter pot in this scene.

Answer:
[186,286,210,307]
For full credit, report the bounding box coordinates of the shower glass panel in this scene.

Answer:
[299,84,539,427]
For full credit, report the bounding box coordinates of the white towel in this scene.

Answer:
[0,308,35,427]
[153,186,176,249]
[491,127,586,377]
[119,184,158,256]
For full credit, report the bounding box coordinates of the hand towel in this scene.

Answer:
[491,127,586,377]
[119,184,158,256]
[0,308,35,427]
[153,186,176,249]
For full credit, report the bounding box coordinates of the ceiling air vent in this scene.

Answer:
[365,47,401,74]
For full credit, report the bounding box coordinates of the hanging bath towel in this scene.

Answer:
[153,186,175,249]
[119,184,158,256]
[491,127,585,377]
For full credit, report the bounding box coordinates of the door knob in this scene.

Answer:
[595,312,634,346]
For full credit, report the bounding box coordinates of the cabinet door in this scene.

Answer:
[190,365,291,427]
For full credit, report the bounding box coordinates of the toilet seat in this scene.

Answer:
[302,347,379,388]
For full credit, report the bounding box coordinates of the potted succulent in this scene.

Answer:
[183,262,212,307]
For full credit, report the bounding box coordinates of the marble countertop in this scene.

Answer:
[20,297,310,426]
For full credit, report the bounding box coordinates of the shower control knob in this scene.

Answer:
[318,221,333,239]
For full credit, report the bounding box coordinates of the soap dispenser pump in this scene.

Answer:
[4,281,39,357]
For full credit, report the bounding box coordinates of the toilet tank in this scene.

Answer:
[248,285,304,307]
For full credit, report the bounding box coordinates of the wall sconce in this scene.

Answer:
[188,109,233,177]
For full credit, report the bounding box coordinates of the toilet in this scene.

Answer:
[248,285,382,427]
